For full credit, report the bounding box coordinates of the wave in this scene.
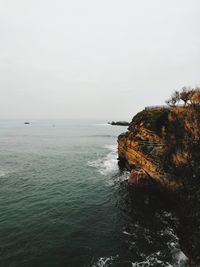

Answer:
[119,210,189,267]
[92,249,188,267]
[88,145,119,176]
[91,220,189,266]
[92,255,119,267]
[92,255,135,267]
[130,249,188,267]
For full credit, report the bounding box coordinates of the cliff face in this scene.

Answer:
[118,105,200,265]
[118,106,200,190]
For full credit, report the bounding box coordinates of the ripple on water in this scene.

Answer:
[0,121,192,267]
[0,170,8,177]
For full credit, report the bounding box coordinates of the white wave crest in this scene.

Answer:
[131,250,188,267]
[130,228,189,267]
[88,145,118,176]
[174,251,188,266]
[92,255,119,267]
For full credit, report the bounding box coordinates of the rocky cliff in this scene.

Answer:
[118,105,200,265]
[118,106,200,190]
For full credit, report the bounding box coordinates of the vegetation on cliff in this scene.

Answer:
[165,86,200,107]
[118,87,200,265]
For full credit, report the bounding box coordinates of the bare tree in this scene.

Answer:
[180,87,191,106]
[165,90,180,107]
[165,97,177,107]
[165,86,200,107]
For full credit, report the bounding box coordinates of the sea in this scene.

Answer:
[0,119,189,267]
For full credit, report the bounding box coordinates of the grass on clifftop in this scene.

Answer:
[128,107,170,136]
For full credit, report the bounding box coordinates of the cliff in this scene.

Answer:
[118,106,200,190]
[118,105,200,265]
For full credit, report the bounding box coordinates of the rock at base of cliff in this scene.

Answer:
[128,169,151,186]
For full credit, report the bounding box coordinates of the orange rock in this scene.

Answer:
[128,170,140,184]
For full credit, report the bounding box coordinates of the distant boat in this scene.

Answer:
[24,122,30,125]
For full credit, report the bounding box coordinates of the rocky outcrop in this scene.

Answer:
[118,106,200,190]
[117,105,200,265]
[108,121,130,126]
[118,131,181,189]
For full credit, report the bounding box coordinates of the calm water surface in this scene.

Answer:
[0,120,189,267]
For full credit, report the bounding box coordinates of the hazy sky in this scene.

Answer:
[0,0,200,120]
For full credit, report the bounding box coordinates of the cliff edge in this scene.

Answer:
[117,88,200,265]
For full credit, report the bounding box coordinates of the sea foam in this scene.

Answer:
[92,255,119,267]
[88,145,118,176]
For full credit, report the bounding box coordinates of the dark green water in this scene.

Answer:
[0,120,189,267]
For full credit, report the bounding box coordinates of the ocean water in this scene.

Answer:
[0,120,189,267]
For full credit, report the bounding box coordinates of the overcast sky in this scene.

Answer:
[0,0,200,120]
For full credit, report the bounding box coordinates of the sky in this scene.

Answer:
[0,0,200,120]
